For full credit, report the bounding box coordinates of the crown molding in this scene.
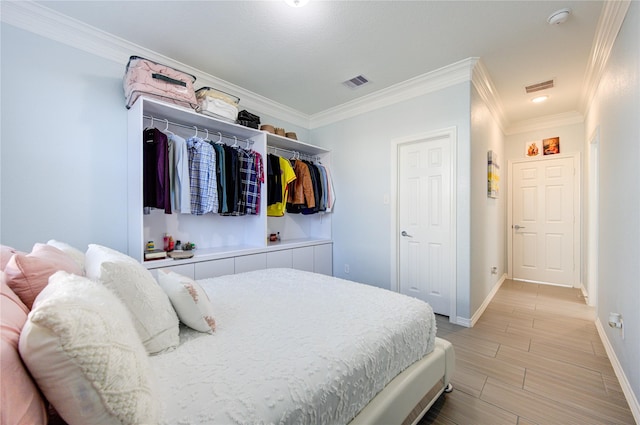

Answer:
[471,59,508,133]
[309,58,477,129]
[506,111,584,135]
[0,0,310,128]
[579,0,631,115]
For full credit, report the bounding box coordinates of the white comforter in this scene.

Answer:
[151,268,436,425]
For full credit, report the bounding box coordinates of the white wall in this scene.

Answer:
[1,23,127,252]
[469,85,506,316]
[309,83,473,318]
[584,0,639,410]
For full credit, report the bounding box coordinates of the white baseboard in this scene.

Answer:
[454,273,506,328]
[595,317,640,424]
[470,273,506,327]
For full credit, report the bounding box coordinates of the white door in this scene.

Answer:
[398,136,452,315]
[511,157,575,286]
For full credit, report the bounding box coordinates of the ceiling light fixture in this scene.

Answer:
[285,0,310,7]
[532,95,549,103]
[547,8,571,25]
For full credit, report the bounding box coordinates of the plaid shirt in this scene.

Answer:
[186,137,218,215]
[238,148,259,215]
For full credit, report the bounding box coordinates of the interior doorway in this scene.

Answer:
[508,153,580,287]
[390,128,457,318]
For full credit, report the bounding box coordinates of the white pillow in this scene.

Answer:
[46,239,86,271]
[157,270,217,333]
[85,244,179,354]
[84,243,138,280]
[19,271,158,425]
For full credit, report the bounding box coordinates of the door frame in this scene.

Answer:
[390,127,457,321]
[587,127,600,306]
[507,152,581,287]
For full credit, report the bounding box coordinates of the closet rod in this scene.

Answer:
[143,115,254,146]
[267,145,319,162]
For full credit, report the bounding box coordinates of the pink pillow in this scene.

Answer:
[1,245,24,271]
[4,244,83,309]
[1,282,47,425]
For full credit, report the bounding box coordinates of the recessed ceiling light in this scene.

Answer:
[532,95,549,103]
[285,0,310,7]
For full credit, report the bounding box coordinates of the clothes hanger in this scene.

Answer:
[162,119,175,136]
[232,136,238,147]
[192,126,198,138]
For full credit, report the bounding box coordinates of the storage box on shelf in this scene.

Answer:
[127,97,333,278]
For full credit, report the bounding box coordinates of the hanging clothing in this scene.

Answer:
[168,133,191,213]
[221,145,241,215]
[211,143,227,214]
[240,148,261,215]
[301,161,322,215]
[143,128,171,214]
[287,159,316,211]
[253,152,264,214]
[267,155,296,217]
[186,136,218,215]
[267,154,282,205]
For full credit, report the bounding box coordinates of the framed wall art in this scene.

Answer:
[525,140,541,157]
[487,150,499,198]
[543,137,560,155]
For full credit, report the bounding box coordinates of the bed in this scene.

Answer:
[151,268,455,425]
[3,242,454,425]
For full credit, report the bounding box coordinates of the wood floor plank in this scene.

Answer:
[524,367,636,424]
[420,280,634,425]
[481,377,604,425]
[423,384,518,425]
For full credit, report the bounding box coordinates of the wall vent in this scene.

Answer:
[525,79,554,93]
[343,75,370,89]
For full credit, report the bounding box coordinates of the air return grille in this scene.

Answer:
[525,79,554,93]
[343,75,370,89]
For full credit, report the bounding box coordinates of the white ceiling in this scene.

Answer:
[33,0,604,127]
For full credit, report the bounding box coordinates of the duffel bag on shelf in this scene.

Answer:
[237,109,261,129]
[123,55,198,110]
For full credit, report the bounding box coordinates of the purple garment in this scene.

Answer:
[143,128,171,214]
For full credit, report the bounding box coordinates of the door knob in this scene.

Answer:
[401,231,413,237]
[513,224,526,230]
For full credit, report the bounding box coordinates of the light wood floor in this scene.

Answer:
[420,279,636,425]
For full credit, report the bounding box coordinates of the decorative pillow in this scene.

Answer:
[1,282,47,425]
[19,271,158,425]
[4,243,84,309]
[84,243,138,279]
[85,245,179,354]
[1,245,24,271]
[157,269,217,333]
[46,240,86,271]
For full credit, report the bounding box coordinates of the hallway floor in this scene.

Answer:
[420,279,635,424]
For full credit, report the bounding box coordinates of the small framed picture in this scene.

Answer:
[525,141,541,157]
[543,137,560,155]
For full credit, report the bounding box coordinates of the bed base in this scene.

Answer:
[349,337,455,425]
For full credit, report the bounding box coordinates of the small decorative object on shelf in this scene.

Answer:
[144,249,167,261]
[146,240,155,250]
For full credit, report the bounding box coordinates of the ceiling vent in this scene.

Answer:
[343,75,370,89]
[525,79,555,93]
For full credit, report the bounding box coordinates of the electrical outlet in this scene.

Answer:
[344,264,350,274]
[491,266,498,275]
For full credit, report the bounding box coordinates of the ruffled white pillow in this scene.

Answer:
[157,269,216,333]
[19,271,158,425]
[46,239,86,271]
[85,244,179,354]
